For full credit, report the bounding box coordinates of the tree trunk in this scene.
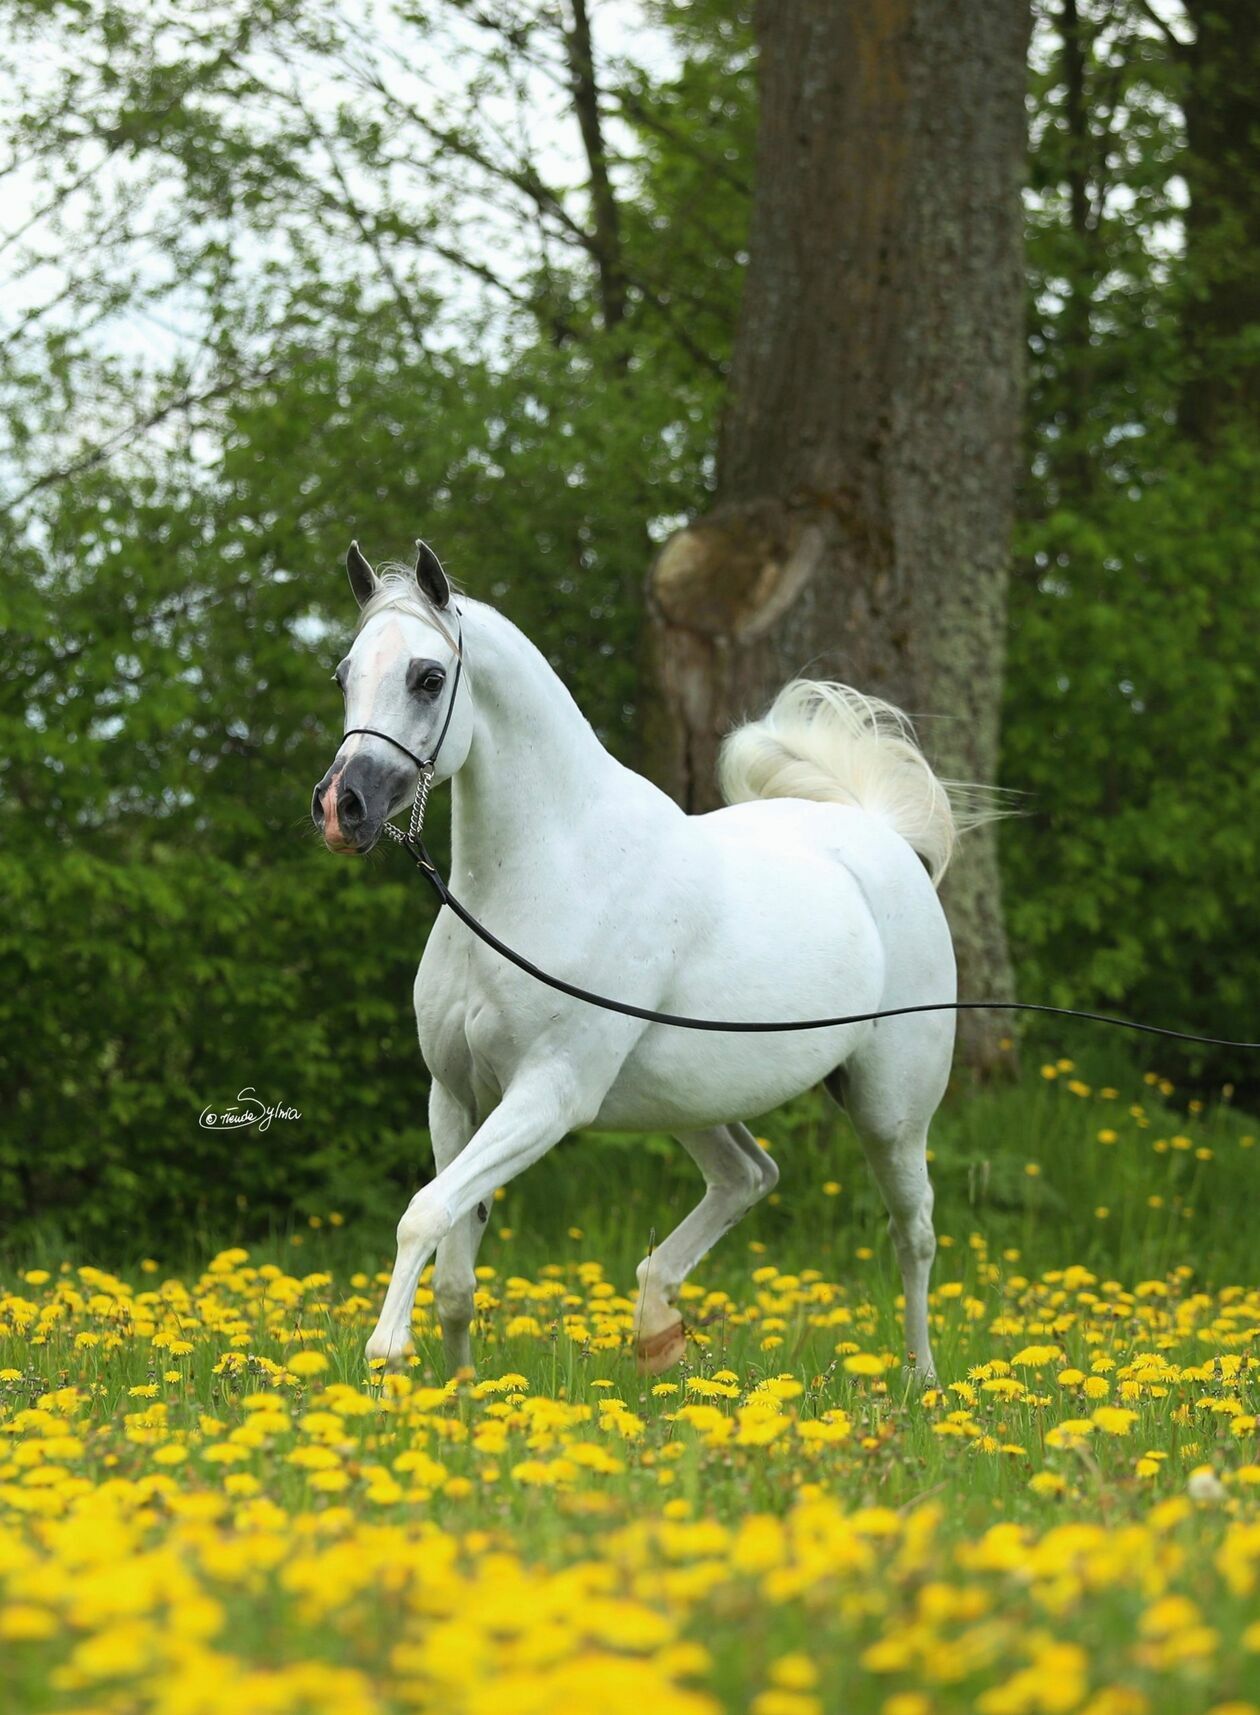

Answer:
[646,0,1028,1076]
[1179,0,1260,444]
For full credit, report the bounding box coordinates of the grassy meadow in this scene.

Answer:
[2,1050,1260,1715]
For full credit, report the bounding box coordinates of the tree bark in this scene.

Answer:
[646,0,1028,1076]
[1179,0,1260,444]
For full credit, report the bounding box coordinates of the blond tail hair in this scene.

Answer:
[717,679,1007,888]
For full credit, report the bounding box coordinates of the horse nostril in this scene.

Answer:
[339,784,366,829]
[311,785,325,824]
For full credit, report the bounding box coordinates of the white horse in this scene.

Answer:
[313,541,983,1381]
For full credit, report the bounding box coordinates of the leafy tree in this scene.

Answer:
[1006,0,1260,1087]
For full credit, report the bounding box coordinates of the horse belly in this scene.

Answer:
[593,866,885,1131]
[592,1029,866,1130]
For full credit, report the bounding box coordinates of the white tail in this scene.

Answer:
[717,679,1005,888]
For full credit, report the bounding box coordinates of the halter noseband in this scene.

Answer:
[340,610,464,850]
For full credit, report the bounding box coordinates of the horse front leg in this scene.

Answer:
[634,1123,779,1374]
[426,1081,490,1376]
[365,1068,587,1370]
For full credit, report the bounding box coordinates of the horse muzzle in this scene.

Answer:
[312,753,404,854]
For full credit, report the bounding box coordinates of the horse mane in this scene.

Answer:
[354,567,464,657]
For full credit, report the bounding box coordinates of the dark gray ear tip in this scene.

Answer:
[414,537,451,608]
[346,539,377,606]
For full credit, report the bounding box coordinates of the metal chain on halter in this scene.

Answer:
[383,762,435,848]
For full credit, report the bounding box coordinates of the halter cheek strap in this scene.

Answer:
[340,612,464,846]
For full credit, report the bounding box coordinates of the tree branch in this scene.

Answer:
[358,67,598,258]
[291,88,433,355]
[6,362,281,511]
[257,75,571,335]
[563,0,626,333]
[613,85,751,198]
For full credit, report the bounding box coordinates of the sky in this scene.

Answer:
[1,0,678,365]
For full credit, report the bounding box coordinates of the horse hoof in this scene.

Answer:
[636,1317,686,1375]
[365,1337,414,1374]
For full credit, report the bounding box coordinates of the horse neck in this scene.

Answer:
[451,603,615,884]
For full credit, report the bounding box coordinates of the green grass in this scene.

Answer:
[14,1038,1253,1288]
[1,1050,1258,1715]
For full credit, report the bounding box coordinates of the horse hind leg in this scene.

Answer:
[633,1122,779,1375]
[828,1022,951,1383]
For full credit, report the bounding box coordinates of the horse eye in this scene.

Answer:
[407,658,446,698]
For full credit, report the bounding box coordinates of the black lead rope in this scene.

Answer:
[395,834,1260,1049]
[344,607,1260,1051]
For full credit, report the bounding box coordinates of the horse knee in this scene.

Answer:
[397,1192,452,1256]
[636,1253,676,1298]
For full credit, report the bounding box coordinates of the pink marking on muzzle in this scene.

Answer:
[323,767,348,850]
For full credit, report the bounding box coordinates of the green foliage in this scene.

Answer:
[1005,442,1260,1075]
[1024,0,1187,499]
[0,423,434,1245]
[1009,0,1260,1087]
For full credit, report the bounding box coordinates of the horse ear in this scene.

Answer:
[414,538,451,610]
[346,540,377,608]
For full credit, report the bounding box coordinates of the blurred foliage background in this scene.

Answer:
[2,0,1258,1252]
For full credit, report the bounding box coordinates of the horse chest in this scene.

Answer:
[414,940,546,1113]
